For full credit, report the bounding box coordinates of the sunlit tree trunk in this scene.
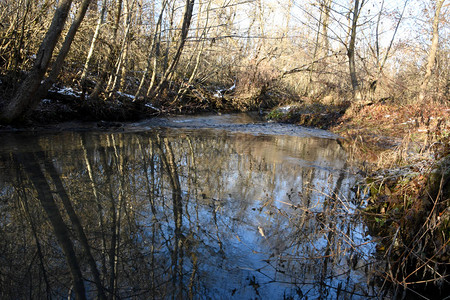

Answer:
[0,0,74,123]
[347,0,364,101]
[150,0,195,99]
[107,0,137,95]
[418,0,445,103]
[319,0,331,57]
[118,0,131,92]
[136,0,167,98]
[135,0,167,98]
[306,2,324,96]
[80,0,108,97]
[90,0,123,100]
[36,0,92,101]
[174,0,211,102]
[304,0,332,97]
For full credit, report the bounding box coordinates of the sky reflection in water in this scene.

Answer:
[0,124,382,299]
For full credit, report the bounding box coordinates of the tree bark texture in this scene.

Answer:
[81,0,108,96]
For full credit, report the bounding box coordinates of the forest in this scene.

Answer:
[0,0,449,298]
[0,0,447,122]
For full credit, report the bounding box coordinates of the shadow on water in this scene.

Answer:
[0,116,388,299]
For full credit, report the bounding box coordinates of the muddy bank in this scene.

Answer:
[0,80,276,129]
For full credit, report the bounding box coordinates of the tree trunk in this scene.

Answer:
[320,0,332,57]
[106,0,136,96]
[36,0,92,101]
[0,0,74,123]
[174,0,211,102]
[135,0,168,98]
[347,0,364,101]
[150,0,195,99]
[90,0,123,100]
[306,1,324,96]
[418,0,445,103]
[80,0,108,97]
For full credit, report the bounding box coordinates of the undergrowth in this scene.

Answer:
[334,101,450,299]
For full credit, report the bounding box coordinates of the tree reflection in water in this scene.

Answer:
[0,129,382,299]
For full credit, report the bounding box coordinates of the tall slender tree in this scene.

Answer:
[0,0,74,123]
[150,0,195,99]
[36,0,92,101]
[347,0,365,101]
[80,0,108,96]
[418,0,445,102]
[89,0,123,99]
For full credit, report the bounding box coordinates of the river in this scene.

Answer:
[0,113,385,299]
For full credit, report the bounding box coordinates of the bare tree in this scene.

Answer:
[347,0,365,101]
[0,0,74,123]
[150,0,195,99]
[418,0,445,102]
[36,0,93,101]
[90,0,123,99]
[80,0,108,97]
[135,0,168,98]
[319,0,332,58]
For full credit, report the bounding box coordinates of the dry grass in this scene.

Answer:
[333,101,450,298]
[333,101,449,165]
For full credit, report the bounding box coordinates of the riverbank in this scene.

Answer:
[339,102,449,299]
[269,100,450,298]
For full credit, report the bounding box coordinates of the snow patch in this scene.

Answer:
[59,86,80,97]
[117,91,135,100]
[213,82,236,98]
[278,105,294,113]
[145,103,160,111]
[50,85,80,97]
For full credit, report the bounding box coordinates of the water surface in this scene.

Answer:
[0,114,381,299]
